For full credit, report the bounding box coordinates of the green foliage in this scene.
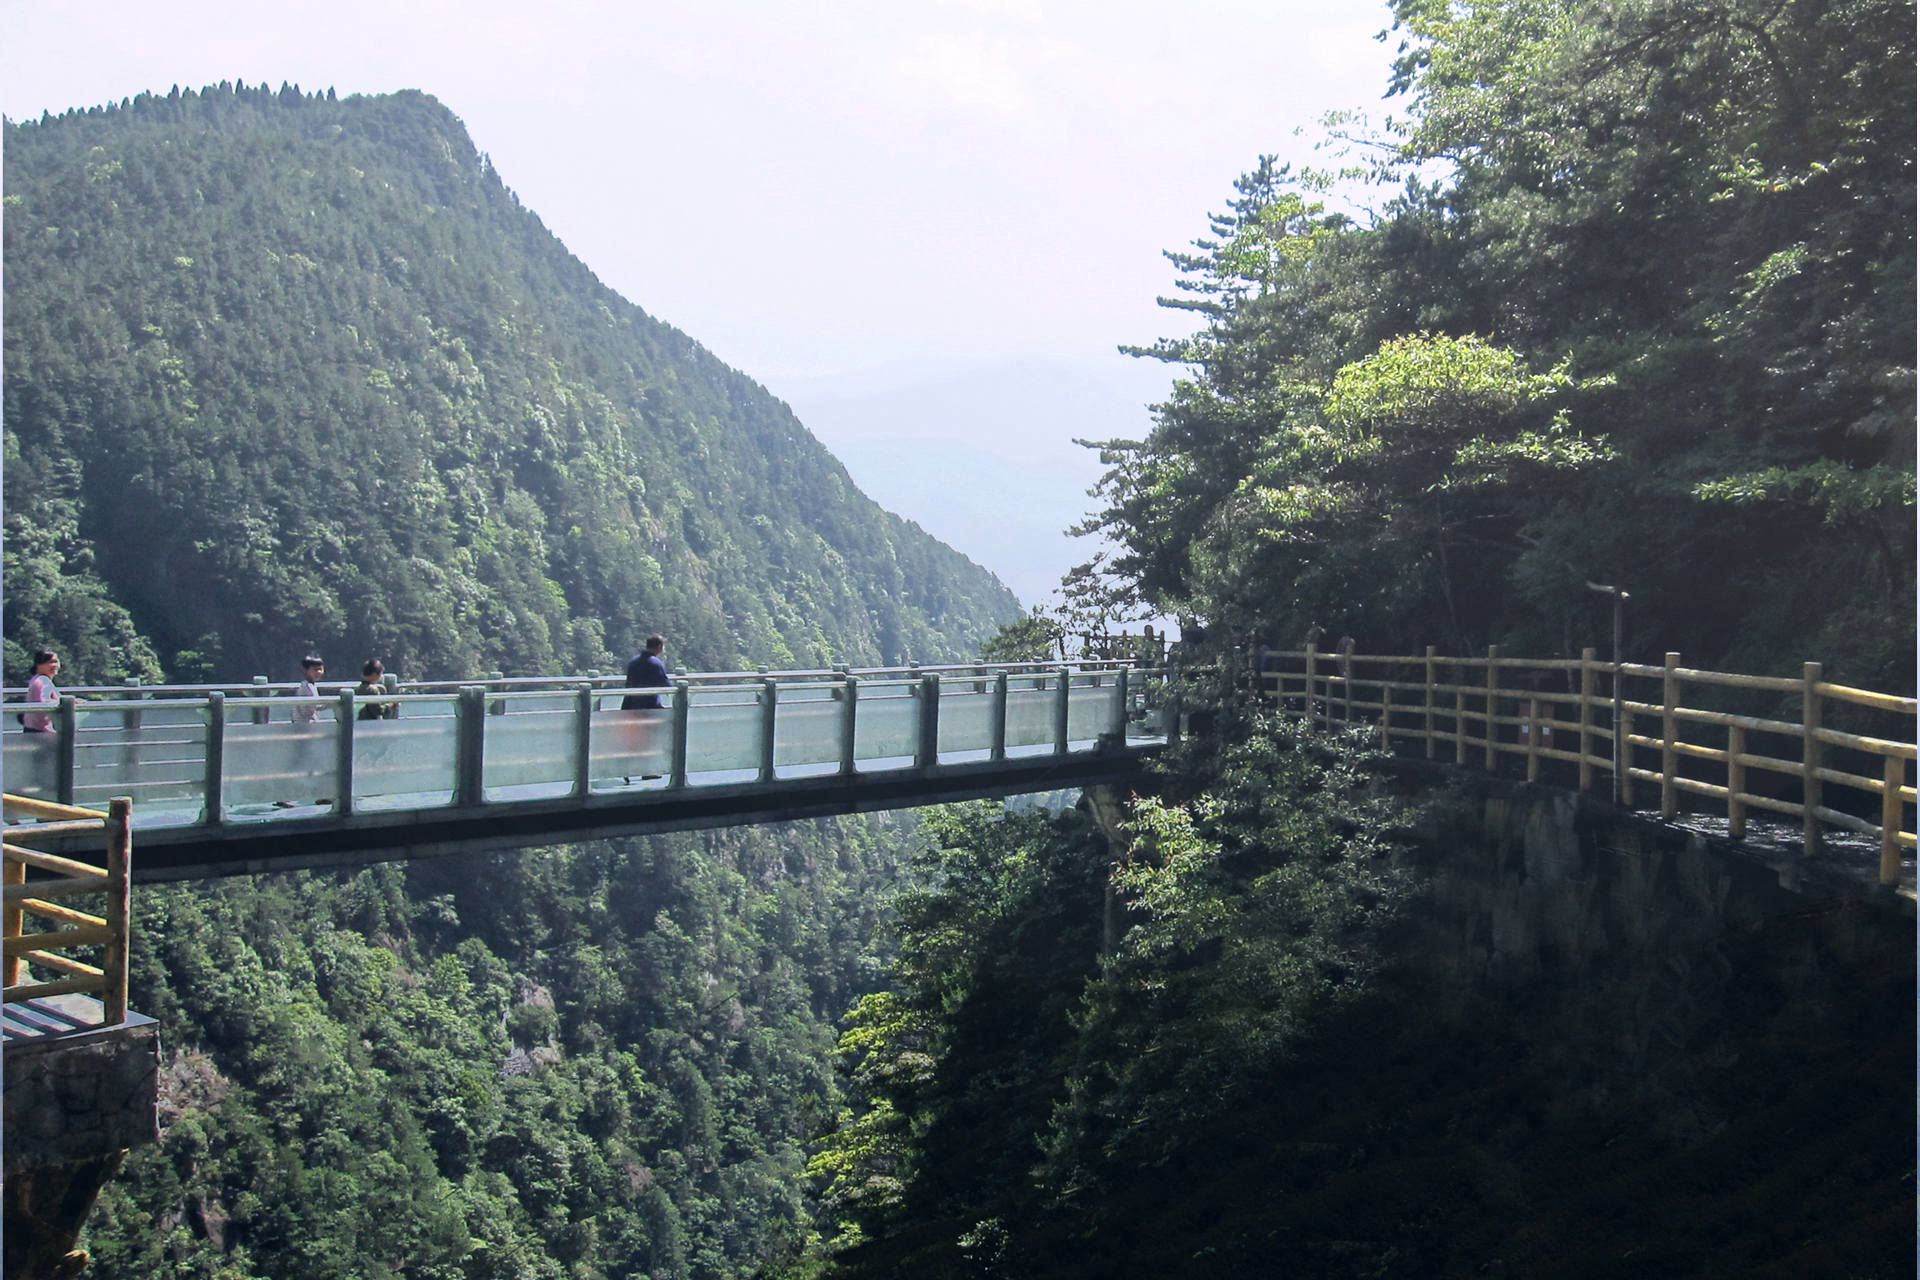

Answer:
[87,815,917,1278]
[977,610,1062,664]
[3,84,1020,682]
[1079,0,1914,687]
[814,721,1409,1278]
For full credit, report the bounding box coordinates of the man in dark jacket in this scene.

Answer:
[622,635,670,710]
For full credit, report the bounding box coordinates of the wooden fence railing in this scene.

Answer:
[1255,647,1915,887]
[3,794,132,1023]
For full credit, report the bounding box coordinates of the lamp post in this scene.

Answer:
[1586,581,1629,805]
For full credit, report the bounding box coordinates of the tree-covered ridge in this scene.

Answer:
[1080,0,1913,688]
[86,817,911,1279]
[4,82,1021,684]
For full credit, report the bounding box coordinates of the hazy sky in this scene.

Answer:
[2,1,1405,607]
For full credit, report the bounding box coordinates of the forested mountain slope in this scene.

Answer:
[1079,0,1913,689]
[3,83,1020,684]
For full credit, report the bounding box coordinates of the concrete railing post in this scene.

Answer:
[455,686,486,808]
[252,675,270,725]
[669,681,691,789]
[203,692,226,828]
[759,678,779,784]
[1052,670,1070,755]
[839,676,860,777]
[917,674,942,771]
[572,683,595,800]
[335,690,357,817]
[56,697,78,807]
[990,671,1009,762]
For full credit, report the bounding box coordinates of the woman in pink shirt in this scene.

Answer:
[22,650,60,732]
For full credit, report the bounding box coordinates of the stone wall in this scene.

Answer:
[4,1014,159,1279]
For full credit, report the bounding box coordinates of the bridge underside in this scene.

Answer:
[107,748,1160,881]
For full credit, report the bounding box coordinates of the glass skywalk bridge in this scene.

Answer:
[2,664,1171,879]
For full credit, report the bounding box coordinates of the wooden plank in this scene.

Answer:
[0,796,107,822]
[2,876,107,904]
[4,975,107,1002]
[1,820,110,840]
[1811,726,1917,760]
[3,925,115,954]
[1810,805,1879,840]
[1670,668,1803,693]
[1731,750,1804,778]
[15,899,106,929]
[17,949,103,978]
[1673,777,1731,801]
[1742,792,1805,819]
[1816,682,1917,715]
[2,844,107,879]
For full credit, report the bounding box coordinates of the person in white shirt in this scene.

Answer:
[294,655,326,724]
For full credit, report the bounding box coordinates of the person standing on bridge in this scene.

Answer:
[20,650,60,733]
[355,659,398,720]
[622,635,670,710]
[293,655,327,724]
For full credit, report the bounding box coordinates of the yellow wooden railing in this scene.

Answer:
[3,794,132,1024]
[1257,647,1916,887]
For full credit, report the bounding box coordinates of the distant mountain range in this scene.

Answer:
[3,83,1022,683]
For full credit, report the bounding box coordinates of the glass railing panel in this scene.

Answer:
[1,732,59,799]
[1067,681,1119,743]
[353,700,458,807]
[1005,685,1057,748]
[483,705,576,795]
[686,697,763,774]
[854,686,919,763]
[589,709,674,782]
[224,722,338,809]
[773,693,842,768]
[71,705,208,812]
[937,688,995,755]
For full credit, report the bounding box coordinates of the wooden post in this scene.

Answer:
[3,855,23,990]
[989,671,1008,763]
[1576,649,1596,793]
[204,691,227,828]
[1342,659,1354,725]
[1424,646,1437,759]
[669,681,691,789]
[335,690,357,817]
[571,684,594,800]
[103,796,132,1025]
[1801,662,1823,855]
[1303,645,1318,728]
[1484,647,1499,772]
[1380,683,1394,750]
[918,674,943,771]
[1880,754,1904,887]
[1525,698,1541,782]
[1660,653,1680,819]
[758,679,779,784]
[1052,670,1070,755]
[1454,660,1469,766]
[1619,702,1636,807]
[1727,724,1747,840]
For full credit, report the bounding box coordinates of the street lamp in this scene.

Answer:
[1586,581,1629,805]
